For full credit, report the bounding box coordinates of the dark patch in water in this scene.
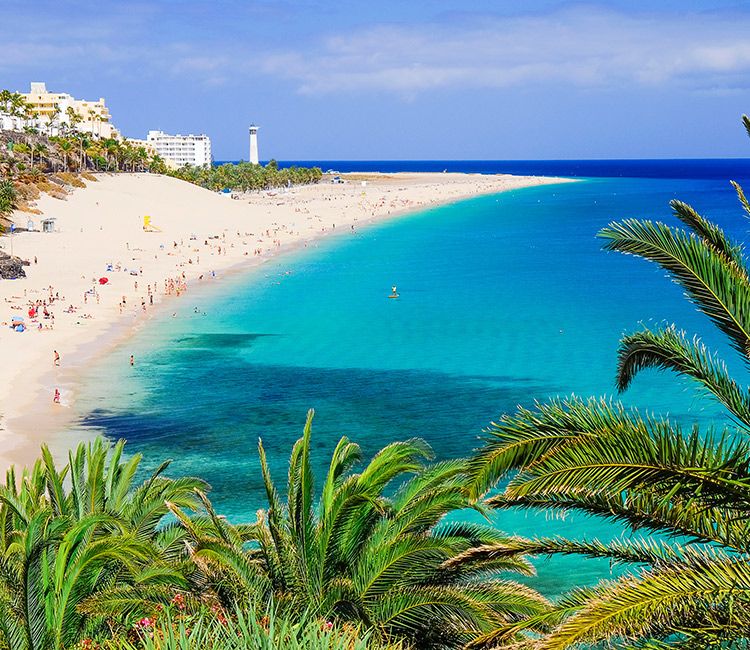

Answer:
[79,362,554,516]
[169,332,275,350]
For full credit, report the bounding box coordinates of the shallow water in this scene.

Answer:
[70,168,750,597]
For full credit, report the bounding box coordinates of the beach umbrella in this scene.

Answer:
[98,277,109,285]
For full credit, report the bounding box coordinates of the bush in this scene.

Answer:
[104,605,401,650]
[0,179,17,216]
[14,181,40,200]
[57,171,86,188]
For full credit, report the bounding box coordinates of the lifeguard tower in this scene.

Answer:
[143,215,161,232]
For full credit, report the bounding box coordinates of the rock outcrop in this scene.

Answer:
[0,250,28,279]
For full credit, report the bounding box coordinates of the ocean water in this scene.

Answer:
[222,157,750,180]
[70,161,750,598]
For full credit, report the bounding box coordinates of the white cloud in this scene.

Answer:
[3,3,750,98]
[258,5,750,95]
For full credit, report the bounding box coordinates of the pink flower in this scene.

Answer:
[136,617,154,629]
[211,603,228,625]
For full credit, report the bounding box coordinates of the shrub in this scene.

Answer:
[0,179,17,216]
[105,605,401,650]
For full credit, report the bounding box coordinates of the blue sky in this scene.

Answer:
[2,0,750,160]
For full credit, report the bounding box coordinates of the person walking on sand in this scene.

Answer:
[53,350,60,366]
[53,388,60,404]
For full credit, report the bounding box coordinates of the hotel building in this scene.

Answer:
[20,82,119,138]
[146,130,212,167]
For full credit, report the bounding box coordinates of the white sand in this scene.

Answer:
[0,171,571,470]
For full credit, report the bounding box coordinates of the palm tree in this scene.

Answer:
[0,179,17,218]
[135,146,149,172]
[0,89,13,114]
[31,142,48,171]
[0,438,207,649]
[55,138,74,171]
[48,104,61,135]
[467,116,750,649]
[172,410,550,649]
[65,106,82,133]
[11,142,30,167]
[102,138,119,171]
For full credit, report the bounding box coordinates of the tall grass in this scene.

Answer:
[108,606,403,650]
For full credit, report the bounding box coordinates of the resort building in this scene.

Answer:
[19,82,120,138]
[146,130,212,167]
[0,111,24,132]
[125,137,177,169]
[124,138,158,157]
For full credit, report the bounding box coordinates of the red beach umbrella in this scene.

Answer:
[98,277,109,285]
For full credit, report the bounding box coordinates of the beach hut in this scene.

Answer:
[41,218,56,233]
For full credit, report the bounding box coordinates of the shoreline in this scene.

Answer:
[0,171,574,470]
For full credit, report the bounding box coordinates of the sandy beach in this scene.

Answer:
[0,171,570,470]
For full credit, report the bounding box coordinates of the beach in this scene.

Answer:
[0,171,570,471]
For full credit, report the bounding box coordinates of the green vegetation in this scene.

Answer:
[0,91,36,126]
[0,417,546,650]
[0,438,206,649]
[112,606,401,650]
[0,179,17,218]
[464,115,750,649]
[170,410,549,649]
[168,159,322,192]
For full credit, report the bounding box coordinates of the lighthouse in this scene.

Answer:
[249,124,259,165]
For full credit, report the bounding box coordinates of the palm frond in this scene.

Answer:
[731,180,750,220]
[616,326,750,425]
[670,199,747,275]
[598,218,750,357]
[487,397,750,510]
[539,550,750,650]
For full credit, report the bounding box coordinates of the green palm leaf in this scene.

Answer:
[540,550,750,650]
[598,218,750,356]
[616,326,750,424]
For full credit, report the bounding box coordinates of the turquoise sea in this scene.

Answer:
[70,161,750,598]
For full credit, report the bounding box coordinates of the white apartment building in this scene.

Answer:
[146,130,212,167]
[0,112,24,131]
[20,82,120,138]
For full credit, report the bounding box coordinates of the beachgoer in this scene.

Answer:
[53,388,60,404]
[130,355,134,366]
[54,350,60,366]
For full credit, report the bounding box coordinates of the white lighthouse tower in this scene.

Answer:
[249,124,259,165]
